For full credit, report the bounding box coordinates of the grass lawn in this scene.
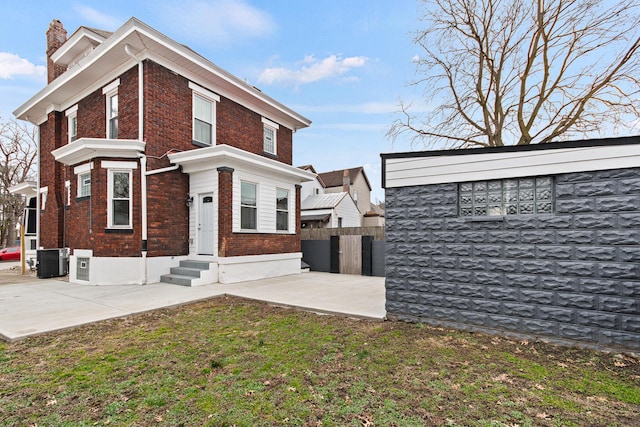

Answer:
[1,296,638,426]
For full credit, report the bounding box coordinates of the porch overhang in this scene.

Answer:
[168,144,316,183]
[52,138,145,166]
[9,181,38,198]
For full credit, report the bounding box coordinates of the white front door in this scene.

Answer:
[198,193,214,255]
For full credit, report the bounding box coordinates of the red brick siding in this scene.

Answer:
[39,112,66,248]
[217,168,301,257]
[41,59,297,259]
[218,97,293,165]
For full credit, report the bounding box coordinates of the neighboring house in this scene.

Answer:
[298,165,325,201]
[363,202,385,227]
[318,167,372,223]
[382,136,640,351]
[9,181,38,254]
[301,192,360,229]
[13,18,315,285]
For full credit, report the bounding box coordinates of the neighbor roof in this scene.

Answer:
[317,167,372,191]
[301,192,350,210]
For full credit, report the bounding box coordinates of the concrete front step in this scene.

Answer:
[160,260,214,286]
[159,273,196,287]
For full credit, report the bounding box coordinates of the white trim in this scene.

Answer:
[74,162,94,175]
[14,18,311,131]
[261,117,279,129]
[65,104,78,116]
[189,82,220,102]
[52,138,145,166]
[384,144,640,188]
[168,144,315,181]
[102,160,138,169]
[107,168,133,229]
[102,78,120,94]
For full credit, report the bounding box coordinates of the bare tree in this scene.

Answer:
[0,118,37,247]
[389,0,640,148]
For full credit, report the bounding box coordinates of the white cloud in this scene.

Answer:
[74,6,122,30]
[258,54,368,87]
[0,53,45,80]
[159,0,275,46]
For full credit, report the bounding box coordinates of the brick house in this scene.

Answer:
[382,137,640,351]
[13,18,314,285]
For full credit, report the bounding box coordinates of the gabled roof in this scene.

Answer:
[301,192,350,210]
[317,166,372,191]
[15,17,312,131]
[298,164,326,187]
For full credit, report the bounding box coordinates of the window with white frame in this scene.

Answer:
[108,170,132,228]
[276,188,289,231]
[75,162,93,198]
[190,82,219,146]
[459,177,553,216]
[240,181,257,230]
[66,105,78,143]
[78,172,91,197]
[262,117,279,155]
[103,79,119,139]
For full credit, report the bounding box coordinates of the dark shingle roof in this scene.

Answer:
[317,167,371,191]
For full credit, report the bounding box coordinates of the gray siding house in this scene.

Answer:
[382,136,640,351]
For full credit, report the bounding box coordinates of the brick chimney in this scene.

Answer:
[46,19,67,83]
[342,169,350,192]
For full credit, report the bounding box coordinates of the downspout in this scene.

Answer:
[125,44,148,284]
[34,121,41,250]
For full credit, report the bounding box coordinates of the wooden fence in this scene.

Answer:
[301,226,385,241]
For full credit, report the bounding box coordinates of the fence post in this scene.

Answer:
[361,235,373,276]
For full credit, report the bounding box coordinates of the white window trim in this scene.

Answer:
[103,79,120,139]
[189,82,219,146]
[276,187,290,232]
[75,162,94,197]
[40,187,48,211]
[77,172,91,198]
[240,180,258,231]
[262,117,279,155]
[107,169,133,229]
[66,104,78,143]
[65,180,71,206]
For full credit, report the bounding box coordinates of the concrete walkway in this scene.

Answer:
[0,271,386,341]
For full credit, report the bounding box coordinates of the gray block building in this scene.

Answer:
[382,136,640,351]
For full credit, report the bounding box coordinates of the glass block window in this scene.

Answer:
[459,177,553,216]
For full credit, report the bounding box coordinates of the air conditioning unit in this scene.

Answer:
[36,248,69,278]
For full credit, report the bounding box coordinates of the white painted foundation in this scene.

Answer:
[217,252,303,284]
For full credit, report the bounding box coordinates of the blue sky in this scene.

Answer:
[0,0,426,202]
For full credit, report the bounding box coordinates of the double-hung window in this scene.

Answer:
[276,188,289,231]
[190,82,219,146]
[262,117,279,155]
[66,104,78,143]
[240,181,257,230]
[103,79,120,139]
[109,170,131,227]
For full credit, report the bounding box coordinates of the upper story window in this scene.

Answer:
[66,104,78,143]
[240,181,257,230]
[262,117,279,155]
[189,82,220,146]
[459,177,553,217]
[276,188,289,231]
[102,79,120,139]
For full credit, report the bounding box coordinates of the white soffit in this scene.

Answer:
[52,138,145,166]
[384,143,640,188]
[169,144,316,182]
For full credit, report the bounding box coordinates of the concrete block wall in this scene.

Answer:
[385,168,640,351]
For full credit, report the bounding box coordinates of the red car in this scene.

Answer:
[0,247,21,261]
